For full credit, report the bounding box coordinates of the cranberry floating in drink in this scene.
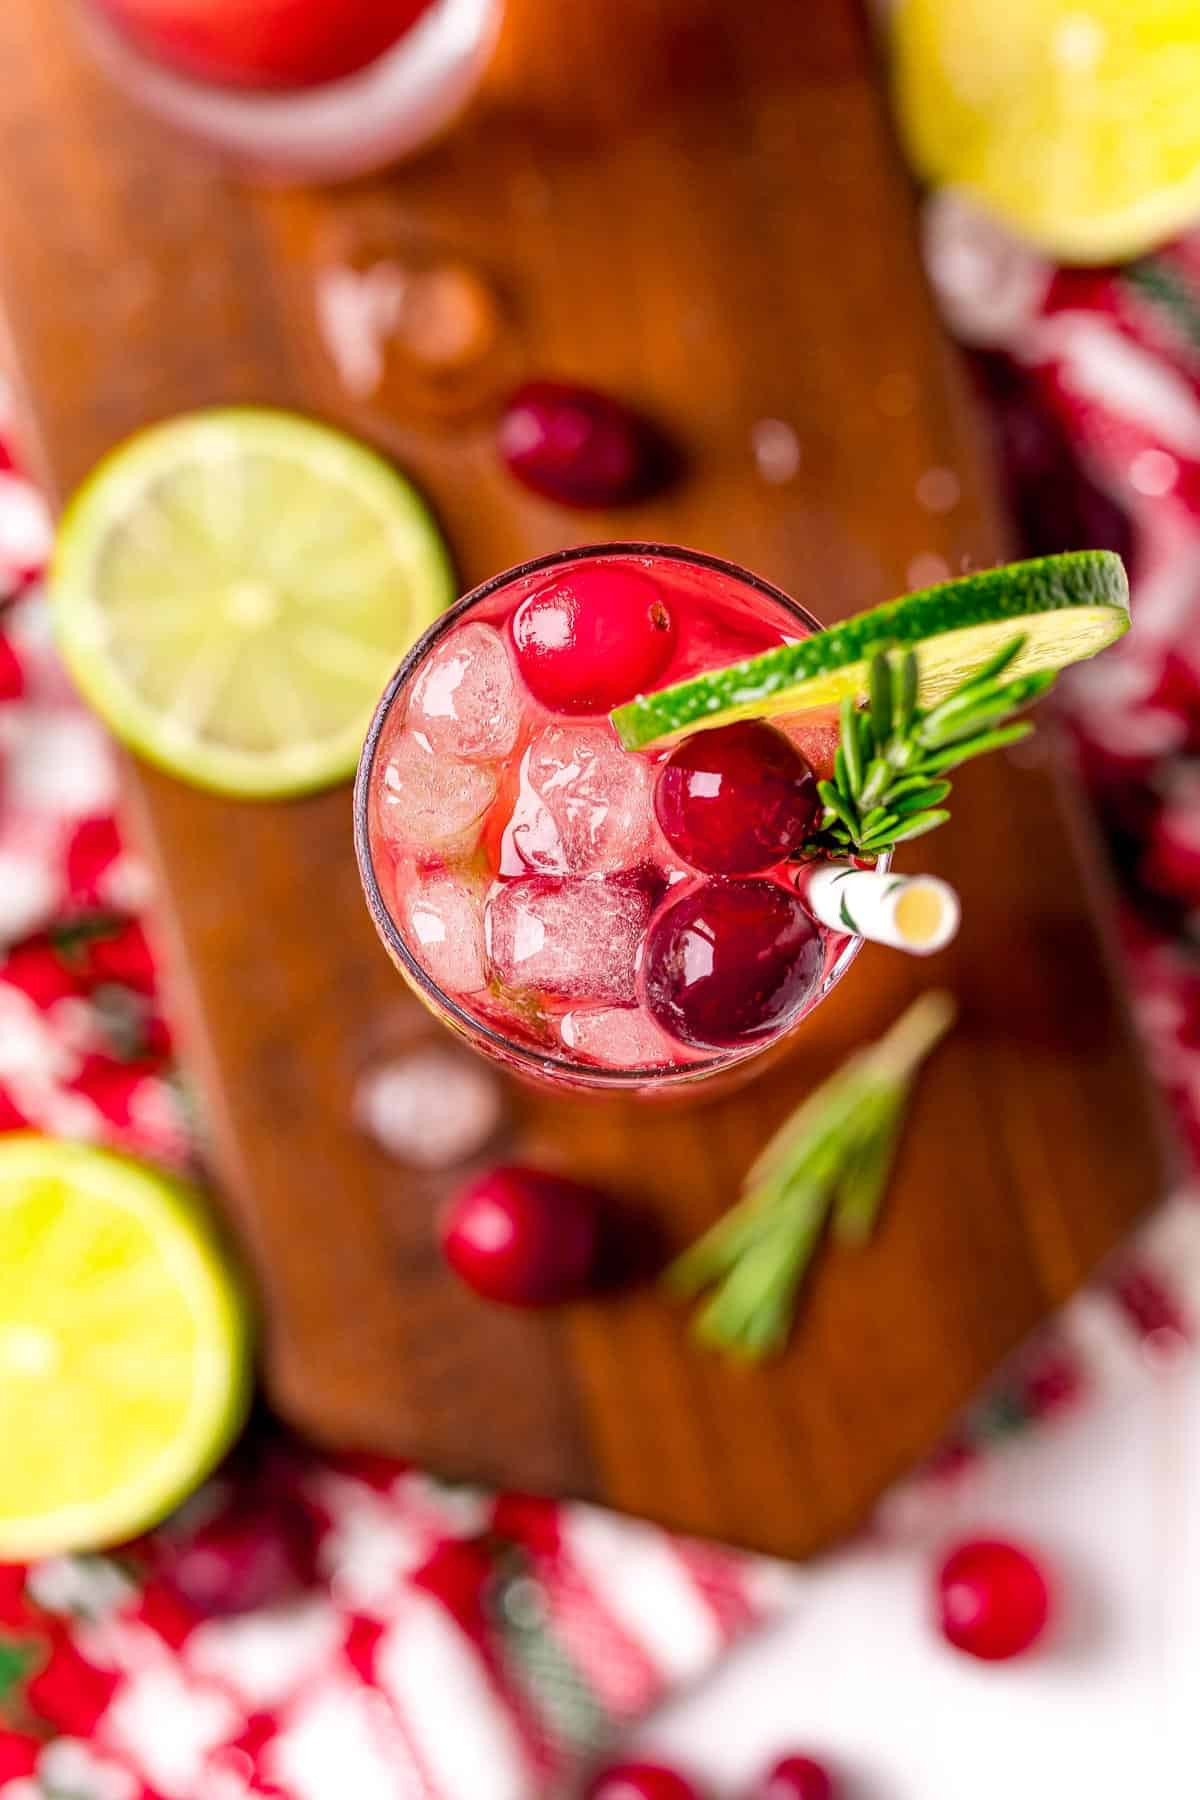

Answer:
[355,545,1130,1093]
[642,880,823,1050]
[512,564,677,713]
[655,721,819,874]
[78,0,503,180]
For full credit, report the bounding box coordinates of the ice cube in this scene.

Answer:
[398,870,487,994]
[559,1006,674,1068]
[409,622,520,760]
[378,731,496,851]
[485,875,651,1004]
[501,722,653,876]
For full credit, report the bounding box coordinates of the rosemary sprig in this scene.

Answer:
[665,992,956,1359]
[811,635,1055,858]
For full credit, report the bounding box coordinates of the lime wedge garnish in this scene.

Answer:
[50,408,454,797]
[611,551,1129,752]
[891,0,1200,264]
[0,1135,252,1559]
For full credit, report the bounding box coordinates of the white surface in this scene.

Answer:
[630,1352,1199,1797]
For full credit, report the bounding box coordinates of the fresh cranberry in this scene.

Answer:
[498,381,669,509]
[155,1499,319,1617]
[754,1754,836,1800]
[92,0,436,90]
[642,880,822,1050]
[440,1164,606,1306]
[936,1538,1051,1661]
[511,565,676,714]
[586,1761,703,1800]
[655,722,818,874]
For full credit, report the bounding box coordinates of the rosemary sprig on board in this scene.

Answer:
[665,992,956,1359]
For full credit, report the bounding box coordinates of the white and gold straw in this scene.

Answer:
[806,861,961,956]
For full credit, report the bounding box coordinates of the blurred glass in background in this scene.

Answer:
[74,0,504,180]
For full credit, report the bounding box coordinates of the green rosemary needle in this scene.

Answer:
[811,635,1055,859]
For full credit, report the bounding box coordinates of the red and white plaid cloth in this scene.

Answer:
[6,206,1200,1796]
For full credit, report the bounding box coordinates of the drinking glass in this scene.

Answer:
[355,544,867,1095]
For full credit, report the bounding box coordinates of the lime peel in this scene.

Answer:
[611,551,1129,752]
[0,1135,252,1559]
[892,0,1200,263]
[50,408,455,798]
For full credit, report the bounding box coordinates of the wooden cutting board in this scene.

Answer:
[0,0,1169,1558]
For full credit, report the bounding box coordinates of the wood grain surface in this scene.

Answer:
[0,0,1170,1557]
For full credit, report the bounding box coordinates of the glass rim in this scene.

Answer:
[353,540,867,1088]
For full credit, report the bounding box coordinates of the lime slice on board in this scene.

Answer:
[0,1135,252,1559]
[611,551,1129,751]
[50,408,455,798]
[891,0,1200,264]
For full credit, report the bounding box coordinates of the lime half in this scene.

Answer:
[611,551,1129,751]
[892,0,1200,264]
[51,409,455,797]
[0,1136,251,1559]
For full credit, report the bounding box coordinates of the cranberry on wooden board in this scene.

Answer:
[511,565,676,715]
[655,721,819,874]
[440,1164,606,1306]
[498,380,670,508]
[753,1753,836,1800]
[936,1537,1052,1661]
[642,879,823,1050]
[92,0,436,90]
[586,1761,705,1800]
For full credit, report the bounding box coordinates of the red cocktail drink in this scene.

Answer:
[355,545,862,1093]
